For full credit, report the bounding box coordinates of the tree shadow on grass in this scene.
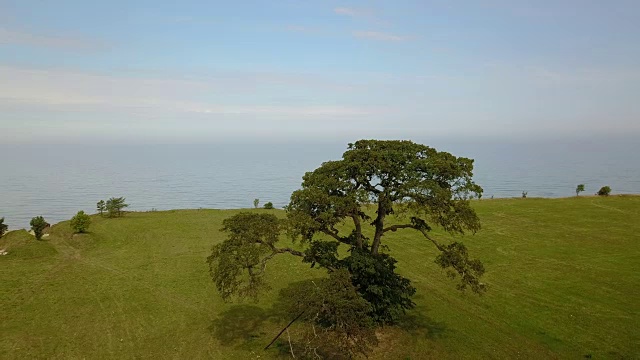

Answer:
[208,305,272,346]
[395,309,447,339]
[208,279,324,349]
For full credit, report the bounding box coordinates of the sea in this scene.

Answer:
[1,137,639,229]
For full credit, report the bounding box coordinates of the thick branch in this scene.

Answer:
[320,228,351,245]
[382,224,415,233]
[256,239,305,257]
[255,240,305,274]
[272,246,305,257]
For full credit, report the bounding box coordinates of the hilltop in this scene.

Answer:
[1,196,638,359]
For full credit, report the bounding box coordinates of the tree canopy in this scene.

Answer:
[30,216,48,240]
[70,210,91,233]
[104,197,128,218]
[0,217,7,238]
[208,139,487,354]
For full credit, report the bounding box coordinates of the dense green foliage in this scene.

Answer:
[29,216,48,240]
[70,211,91,233]
[597,186,611,196]
[576,184,585,196]
[1,197,639,359]
[0,217,7,238]
[254,198,260,208]
[277,269,378,358]
[263,202,274,209]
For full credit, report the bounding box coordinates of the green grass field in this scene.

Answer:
[1,196,638,359]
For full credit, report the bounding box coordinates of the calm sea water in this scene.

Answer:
[1,139,639,229]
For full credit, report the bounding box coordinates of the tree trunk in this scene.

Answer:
[352,214,363,249]
[370,200,387,255]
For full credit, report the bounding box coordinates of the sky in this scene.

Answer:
[1,0,639,144]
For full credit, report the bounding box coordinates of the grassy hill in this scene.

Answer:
[1,196,638,359]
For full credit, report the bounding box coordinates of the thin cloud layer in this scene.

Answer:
[0,65,379,118]
[352,31,409,42]
[0,28,107,51]
[334,7,373,17]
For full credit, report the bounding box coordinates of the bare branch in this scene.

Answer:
[380,223,446,252]
[417,228,445,252]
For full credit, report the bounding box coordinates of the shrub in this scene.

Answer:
[105,197,129,217]
[576,184,585,196]
[30,216,49,240]
[597,186,611,196]
[263,202,274,209]
[522,191,528,198]
[253,198,259,208]
[0,217,7,238]
[70,211,91,233]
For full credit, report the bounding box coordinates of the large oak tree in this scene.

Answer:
[208,140,486,354]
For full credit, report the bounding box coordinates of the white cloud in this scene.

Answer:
[352,31,409,42]
[334,7,372,17]
[0,28,107,51]
[0,65,380,119]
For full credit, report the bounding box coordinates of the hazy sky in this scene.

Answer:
[1,0,639,143]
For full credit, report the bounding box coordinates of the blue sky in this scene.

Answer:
[1,0,639,143]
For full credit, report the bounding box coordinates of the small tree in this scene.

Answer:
[253,198,260,209]
[263,201,274,209]
[597,186,611,196]
[0,217,7,238]
[30,216,48,240]
[576,184,585,196]
[522,191,528,198]
[97,200,105,216]
[106,197,129,217]
[70,211,91,233]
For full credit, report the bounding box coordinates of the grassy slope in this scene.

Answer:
[0,197,638,359]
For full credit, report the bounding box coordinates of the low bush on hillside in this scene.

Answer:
[597,186,611,196]
[0,217,7,238]
[30,216,49,240]
[70,211,91,233]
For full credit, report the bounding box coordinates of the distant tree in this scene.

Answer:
[97,200,106,216]
[597,186,611,196]
[70,211,91,233]
[522,191,528,198]
[576,184,585,196]
[263,201,274,209]
[0,217,7,238]
[30,216,49,240]
[253,198,260,209]
[106,197,129,217]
